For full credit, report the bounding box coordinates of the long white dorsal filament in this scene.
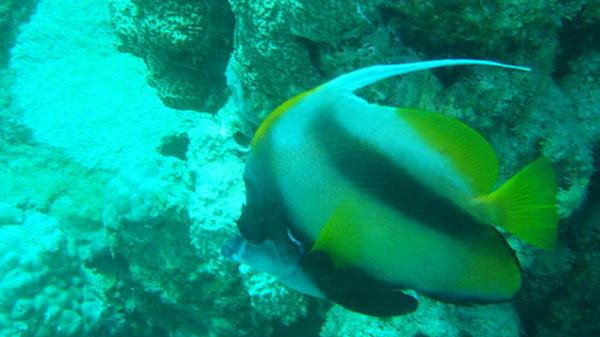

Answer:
[325,59,531,93]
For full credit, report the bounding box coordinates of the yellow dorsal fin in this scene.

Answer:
[251,86,320,150]
[475,157,558,250]
[397,108,499,195]
[311,199,365,268]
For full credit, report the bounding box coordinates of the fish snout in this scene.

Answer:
[222,236,246,262]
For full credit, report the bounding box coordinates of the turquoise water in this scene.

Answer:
[0,1,598,336]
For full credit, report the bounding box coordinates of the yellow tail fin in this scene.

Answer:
[478,157,558,250]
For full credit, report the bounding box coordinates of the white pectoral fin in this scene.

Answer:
[325,59,531,93]
[278,267,325,298]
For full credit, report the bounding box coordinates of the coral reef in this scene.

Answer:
[2,0,600,336]
[0,100,117,337]
[0,212,119,337]
[6,0,309,334]
[101,157,233,335]
[321,296,520,337]
[238,265,309,327]
[10,0,191,170]
[103,157,194,305]
[109,0,234,112]
[100,107,309,335]
[186,106,311,334]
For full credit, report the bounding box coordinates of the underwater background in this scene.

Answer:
[0,0,599,336]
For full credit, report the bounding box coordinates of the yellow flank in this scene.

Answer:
[311,191,521,301]
[396,108,499,195]
[476,157,558,250]
[251,86,320,150]
[456,229,522,298]
[311,198,365,268]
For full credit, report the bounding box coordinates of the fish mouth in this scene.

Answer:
[221,235,246,262]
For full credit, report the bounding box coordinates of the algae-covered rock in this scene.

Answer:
[321,297,520,337]
[227,0,321,129]
[0,71,30,147]
[517,168,600,337]
[100,108,294,336]
[109,0,234,112]
[410,64,596,218]
[238,265,309,327]
[0,0,38,66]
[383,0,578,72]
[512,54,600,337]
[284,0,379,42]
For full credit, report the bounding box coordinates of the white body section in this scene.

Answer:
[267,59,529,242]
[269,87,472,241]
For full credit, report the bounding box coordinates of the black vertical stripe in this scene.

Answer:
[312,110,482,239]
[239,134,297,243]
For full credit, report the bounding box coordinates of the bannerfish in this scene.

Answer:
[222,59,558,316]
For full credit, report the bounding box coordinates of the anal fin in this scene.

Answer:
[302,250,418,317]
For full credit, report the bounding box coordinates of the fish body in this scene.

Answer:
[224,60,558,316]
